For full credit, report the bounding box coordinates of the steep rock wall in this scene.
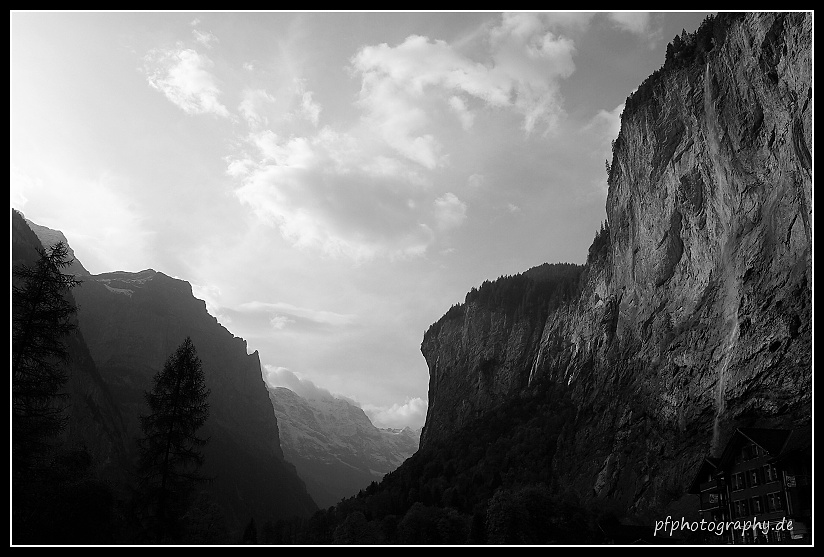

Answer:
[419,12,811,518]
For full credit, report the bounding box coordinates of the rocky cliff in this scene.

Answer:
[18,224,319,532]
[270,386,420,509]
[420,12,811,519]
[12,210,130,480]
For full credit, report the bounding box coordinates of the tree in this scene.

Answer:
[12,241,81,476]
[136,337,211,542]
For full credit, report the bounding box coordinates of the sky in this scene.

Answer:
[11,10,713,429]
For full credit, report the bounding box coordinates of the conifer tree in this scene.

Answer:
[12,241,81,475]
[136,337,211,542]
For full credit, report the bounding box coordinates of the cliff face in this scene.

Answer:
[12,210,129,480]
[270,387,420,509]
[66,265,317,528]
[420,12,811,518]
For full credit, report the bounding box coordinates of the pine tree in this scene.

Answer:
[136,337,211,542]
[12,241,81,476]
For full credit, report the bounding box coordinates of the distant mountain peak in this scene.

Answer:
[269,386,420,509]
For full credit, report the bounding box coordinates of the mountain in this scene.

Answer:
[420,11,811,516]
[22,220,318,536]
[269,386,420,509]
[12,209,129,481]
[23,217,91,277]
[260,13,811,544]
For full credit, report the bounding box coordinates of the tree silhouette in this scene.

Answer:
[136,337,211,542]
[12,241,81,476]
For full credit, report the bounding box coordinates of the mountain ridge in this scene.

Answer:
[269,385,420,509]
[21,216,319,535]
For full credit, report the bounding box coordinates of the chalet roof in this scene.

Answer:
[687,456,721,494]
[718,428,791,469]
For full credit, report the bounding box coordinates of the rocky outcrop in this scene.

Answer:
[270,387,420,509]
[420,12,811,519]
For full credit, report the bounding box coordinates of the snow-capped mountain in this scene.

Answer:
[269,386,420,509]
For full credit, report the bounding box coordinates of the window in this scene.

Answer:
[750,468,761,487]
[767,492,783,512]
[763,464,777,483]
[743,443,762,461]
[732,472,746,491]
[734,499,750,518]
[751,495,763,514]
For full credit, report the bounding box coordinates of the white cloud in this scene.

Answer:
[300,91,321,127]
[588,102,624,145]
[264,367,424,429]
[362,397,428,429]
[192,29,219,49]
[607,12,651,35]
[606,12,663,49]
[433,192,467,230]
[232,127,438,261]
[350,15,578,167]
[243,61,255,71]
[448,95,474,130]
[467,173,485,189]
[10,165,36,209]
[507,203,521,213]
[226,157,255,177]
[239,300,356,327]
[238,88,277,127]
[225,13,589,262]
[263,366,338,401]
[143,47,230,117]
[270,314,295,330]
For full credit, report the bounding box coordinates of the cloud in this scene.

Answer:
[243,61,255,71]
[192,29,218,49]
[580,102,624,199]
[270,314,296,330]
[587,102,624,146]
[507,203,521,213]
[362,397,428,429]
[264,367,425,429]
[606,12,663,48]
[231,126,439,261]
[433,192,467,230]
[350,13,578,168]
[238,88,277,127]
[607,12,651,35]
[448,95,474,130]
[263,366,338,401]
[239,300,356,327]
[300,90,321,127]
[224,13,589,262]
[143,47,230,117]
[226,157,255,177]
[467,173,485,189]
